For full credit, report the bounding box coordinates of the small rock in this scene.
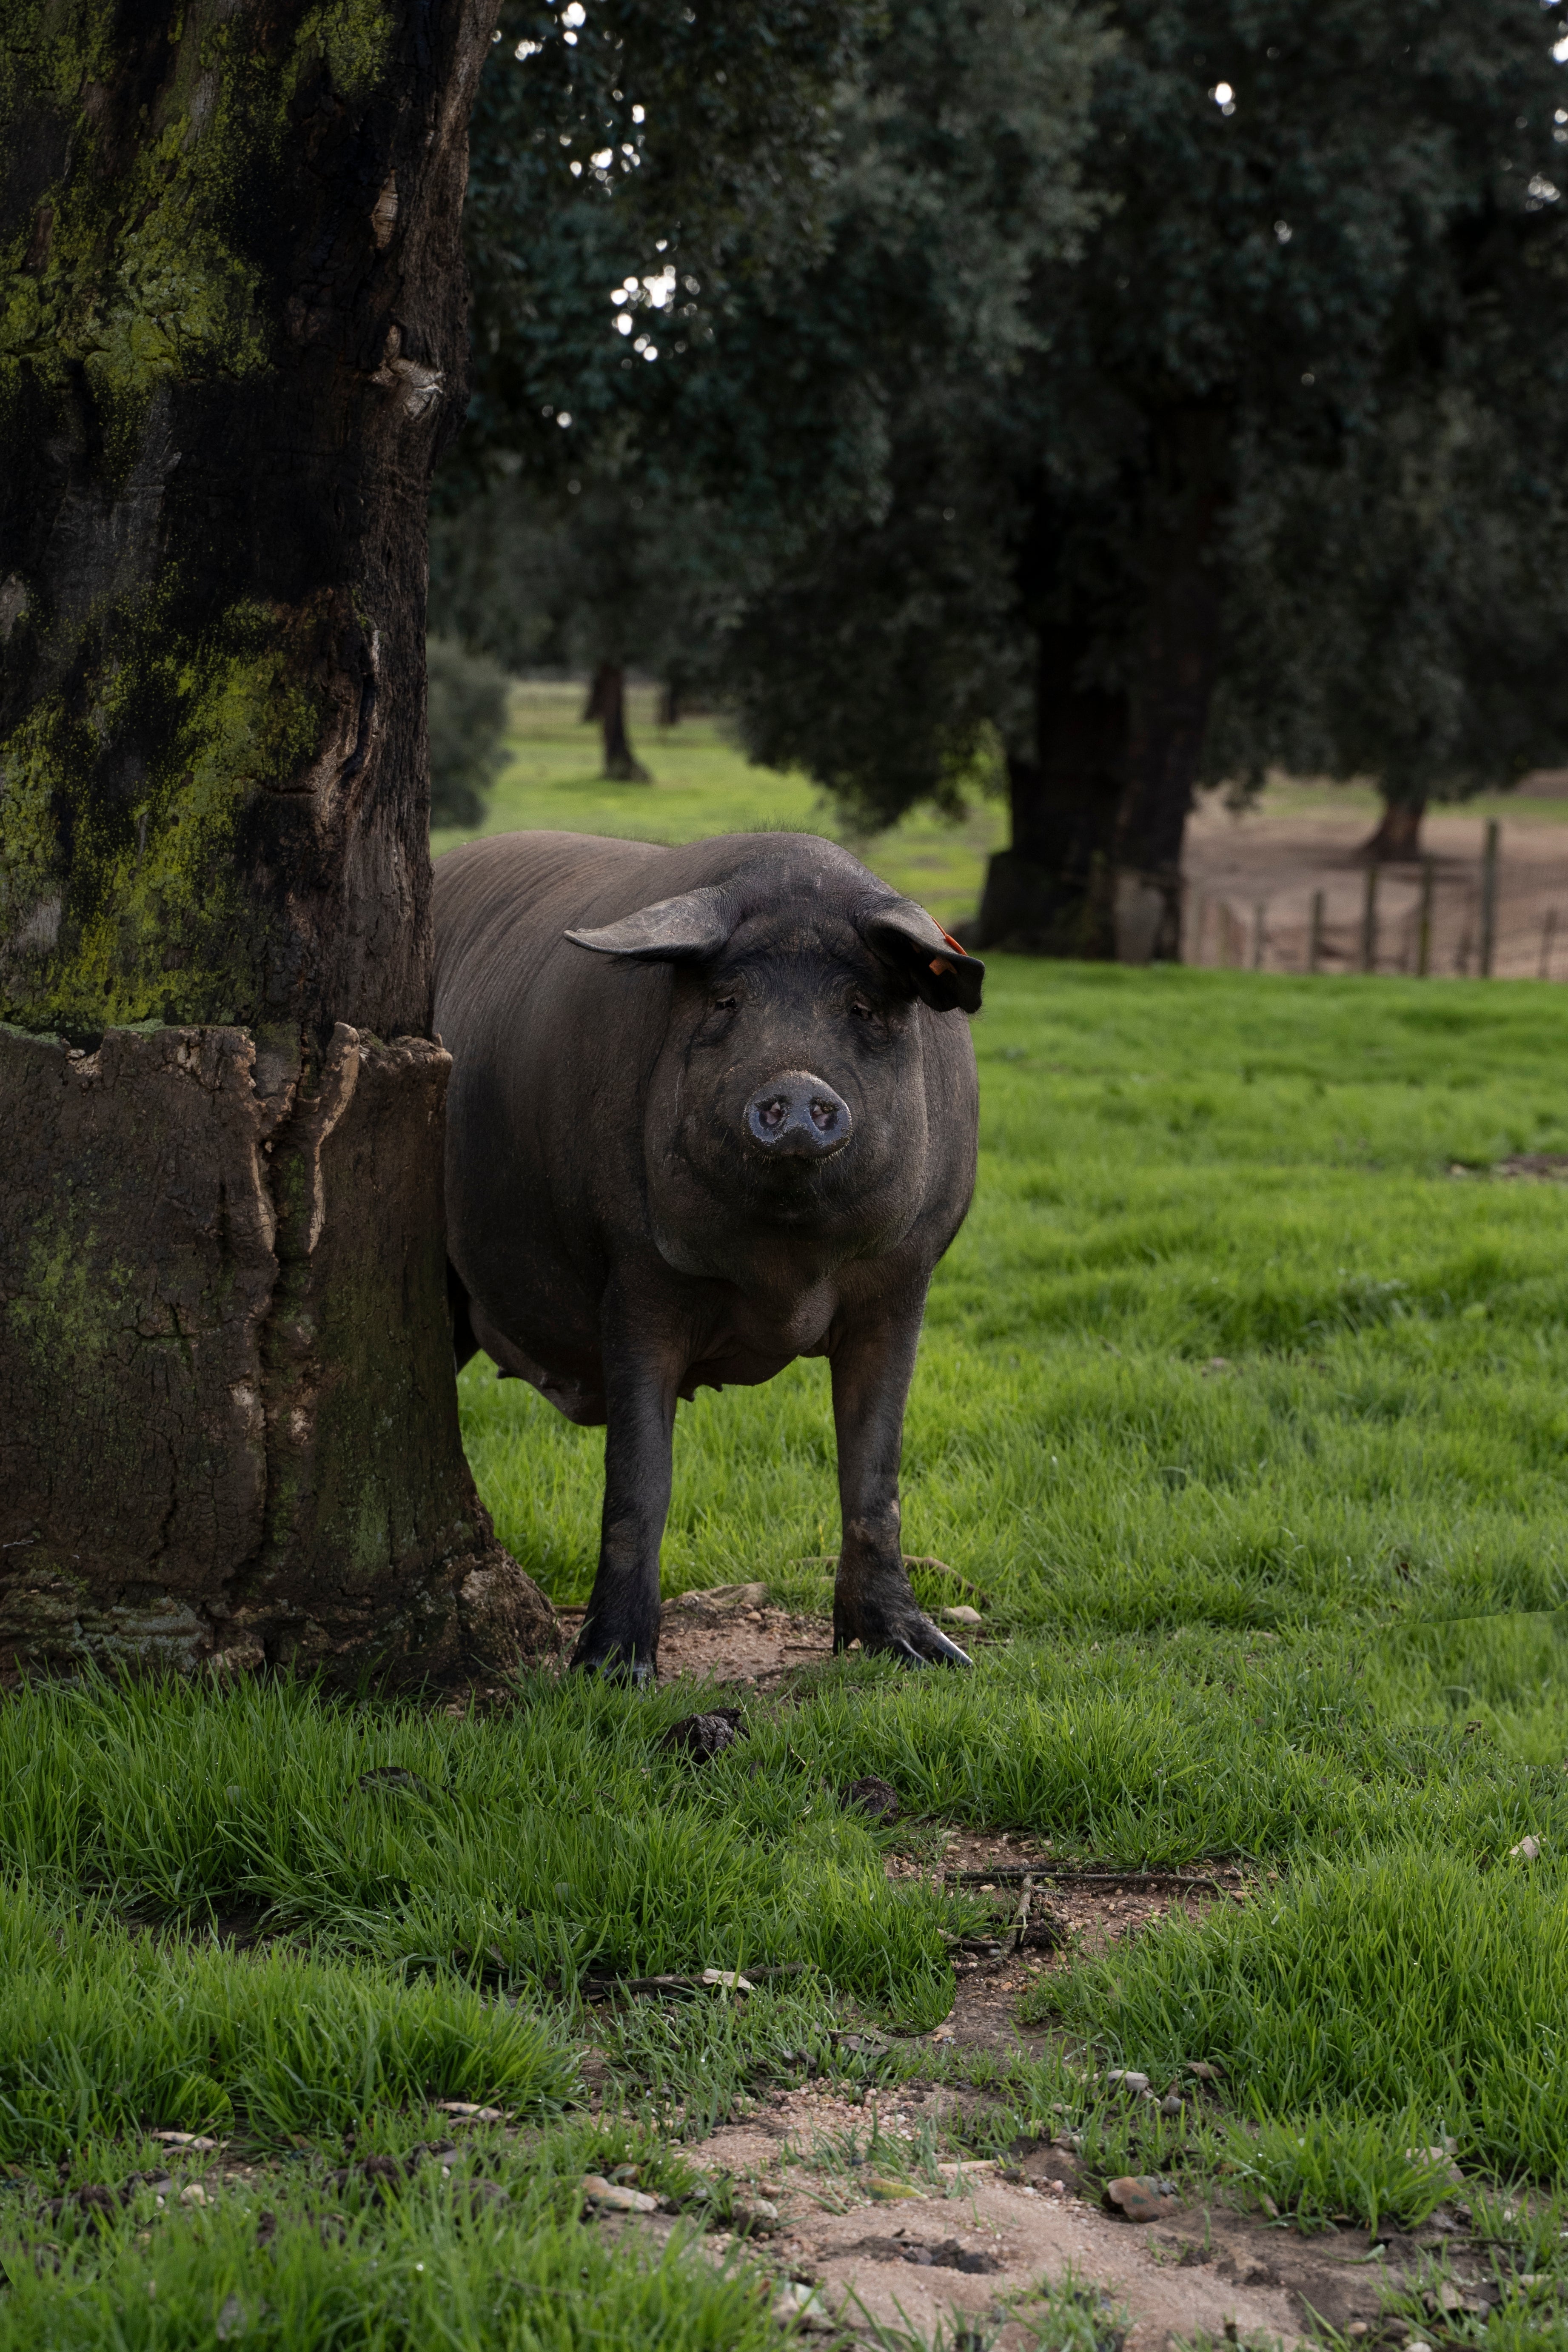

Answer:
[581,2174,660,2214]
[214,2294,248,2341]
[1160,2093,1184,2115]
[928,2024,955,2043]
[152,2132,220,2151]
[1184,2060,1225,2081]
[1405,2341,1433,2352]
[1106,2069,1151,2096]
[665,1582,769,1620]
[1509,1835,1541,1862]
[940,1605,984,1627]
[841,1775,901,1823]
[659,1708,748,1761]
[179,2184,209,2208]
[1106,2175,1171,2224]
[435,2101,505,2122]
[700,1968,753,1993]
[732,2196,781,2233]
[866,2175,923,2201]
[773,2280,833,2331]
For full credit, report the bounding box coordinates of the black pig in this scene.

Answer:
[433,830,983,1679]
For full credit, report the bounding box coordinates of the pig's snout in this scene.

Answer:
[745,1071,852,1160]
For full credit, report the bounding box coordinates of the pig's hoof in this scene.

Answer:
[570,1636,657,1686]
[835,1610,972,1669]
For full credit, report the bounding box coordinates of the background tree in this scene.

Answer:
[724,0,1568,955]
[0,0,555,1676]
[1209,326,1568,863]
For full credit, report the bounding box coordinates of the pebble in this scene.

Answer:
[940,1605,984,1627]
[581,2174,660,2214]
[1106,2175,1174,2224]
[179,2184,209,2208]
[773,2281,833,2331]
[1160,2093,1184,2115]
[1509,1836,1541,1862]
[1106,2070,1151,2096]
[700,1968,753,1993]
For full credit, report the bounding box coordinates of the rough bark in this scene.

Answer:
[974,410,1229,963]
[0,0,556,1677]
[591,662,651,781]
[1365,795,1427,862]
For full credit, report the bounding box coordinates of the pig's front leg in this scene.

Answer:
[572,1327,677,1683]
[830,1311,972,1668]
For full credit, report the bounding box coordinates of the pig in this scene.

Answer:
[432,829,984,1680]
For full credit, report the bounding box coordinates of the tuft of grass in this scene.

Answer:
[0,1879,575,2159]
[1026,1847,1568,2178]
[0,2130,781,2352]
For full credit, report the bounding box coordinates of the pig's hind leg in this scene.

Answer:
[829,1314,972,1668]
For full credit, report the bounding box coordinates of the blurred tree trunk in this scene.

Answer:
[975,408,1227,963]
[974,625,1123,956]
[593,662,651,780]
[1366,795,1427,861]
[0,0,556,1681]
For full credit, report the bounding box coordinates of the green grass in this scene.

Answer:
[10,711,1568,2333]
[430,679,1001,932]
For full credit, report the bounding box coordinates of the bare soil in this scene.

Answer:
[661,2088,1484,2351]
[1184,797,1568,979]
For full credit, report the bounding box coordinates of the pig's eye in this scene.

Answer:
[849,998,875,1020]
[710,992,738,1012]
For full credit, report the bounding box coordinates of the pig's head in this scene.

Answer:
[567,847,983,1281]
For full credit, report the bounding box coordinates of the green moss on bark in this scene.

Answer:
[0,592,320,1033]
[0,0,393,465]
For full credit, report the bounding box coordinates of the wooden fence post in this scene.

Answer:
[1480,820,1500,977]
[1417,860,1434,978]
[1361,866,1379,974]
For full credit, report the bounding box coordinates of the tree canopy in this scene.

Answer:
[438,0,1568,941]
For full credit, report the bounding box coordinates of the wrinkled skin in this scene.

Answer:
[433,831,983,1681]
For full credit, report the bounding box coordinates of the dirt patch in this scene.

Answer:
[554,1593,833,1690]
[665,2087,1473,2349]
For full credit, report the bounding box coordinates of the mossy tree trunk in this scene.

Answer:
[0,0,557,1679]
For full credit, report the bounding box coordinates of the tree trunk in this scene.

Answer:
[975,409,1228,963]
[974,624,1123,956]
[594,663,651,781]
[1113,409,1229,961]
[0,0,556,1680]
[1365,795,1427,861]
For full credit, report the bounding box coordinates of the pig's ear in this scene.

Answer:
[565,886,731,963]
[861,900,984,1014]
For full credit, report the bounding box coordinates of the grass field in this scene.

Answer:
[7,697,1568,2340]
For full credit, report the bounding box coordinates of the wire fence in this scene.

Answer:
[1185,822,1568,981]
